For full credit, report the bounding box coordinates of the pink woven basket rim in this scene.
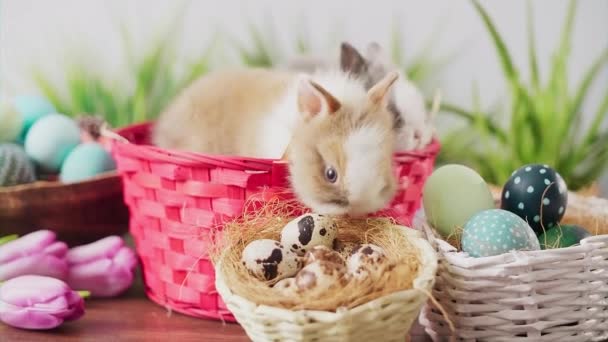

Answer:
[113,122,441,171]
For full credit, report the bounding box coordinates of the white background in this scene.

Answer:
[1,0,607,192]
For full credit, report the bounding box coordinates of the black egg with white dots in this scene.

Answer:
[500,164,568,235]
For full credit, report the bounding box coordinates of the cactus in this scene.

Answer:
[0,143,36,187]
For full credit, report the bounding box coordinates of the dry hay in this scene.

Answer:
[210,197,422,312]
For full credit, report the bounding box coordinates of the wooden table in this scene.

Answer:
[0,234,432,341]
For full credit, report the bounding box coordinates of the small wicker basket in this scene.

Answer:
[415,192,608,341]
[215,228,438,342]
[0,172,129,246]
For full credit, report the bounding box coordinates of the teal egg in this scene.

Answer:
[60,143,116,183]
[423,164,495,238]
[24,114,80,172]
[462,209,540,257]
[15,95,56,142]
[0,100,23,143]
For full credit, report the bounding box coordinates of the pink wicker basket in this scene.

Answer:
[110,122,440,322]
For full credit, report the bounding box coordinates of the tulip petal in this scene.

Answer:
[0,253,68,282]
[67,236,124,265]
[0,275,71,307]
[0,307,64,330]
[0,230,56,264]
[63,291,85,321]
[43,241,68,258]
[113,246,138,270]
[67,249,136,297]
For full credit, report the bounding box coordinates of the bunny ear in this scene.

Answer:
[365,42,383,59]
[367,71,399,106]
[297,79,341,119]
[340,42,367,75]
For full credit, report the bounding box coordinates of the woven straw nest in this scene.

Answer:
[211,199,439,342]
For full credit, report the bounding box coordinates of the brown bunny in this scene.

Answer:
[153,65,399,217]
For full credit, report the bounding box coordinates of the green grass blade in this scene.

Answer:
[440,102,509,143]
[526,0,540,89]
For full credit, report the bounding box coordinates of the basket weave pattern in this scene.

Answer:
[215,228,438,342]
[110,122,440,321]
[415,214,608,341]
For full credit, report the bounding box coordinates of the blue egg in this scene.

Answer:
[461,209,540,257]
[60,143,116,183]
[14,95,56,142]
[25,114,80,172]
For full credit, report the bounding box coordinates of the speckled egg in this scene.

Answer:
[423,164,495,238]
[272,277,298,295]
[346,244,387,280]
[461,209,540,257]
[333,240,359,259]
[303,245,345,266]
[0,99,23,143]
[60,142,116,183]
[14,95,56,142]
[241,239,301,283]
[24,114,80,172]
[538,224,591,249]
[501,164,568,235]
[295,260,348,292]
[280,214,338,256]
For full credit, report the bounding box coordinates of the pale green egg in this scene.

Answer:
[0,99,23,143]
[60,143,116,183]
[422,164,495,238]
[461,209,540,257]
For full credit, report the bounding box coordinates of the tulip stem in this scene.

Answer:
[77,291,91,299]
[0,234,18,246]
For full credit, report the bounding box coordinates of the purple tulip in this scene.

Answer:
[0,275,85,330]
[0,230,68,282]
[66,236,138,297]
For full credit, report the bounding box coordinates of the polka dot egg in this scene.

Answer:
[501,164,568,235]
[462,209,540,257]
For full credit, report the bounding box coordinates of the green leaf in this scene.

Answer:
[440,102,509,143]
[526,0,540,89]
[0,234,18,246]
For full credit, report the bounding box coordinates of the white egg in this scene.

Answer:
[303,245,345,267]
[241,239,301,283]
[281,214,338,256]
[295,260,348,293]
[346,244,387,280]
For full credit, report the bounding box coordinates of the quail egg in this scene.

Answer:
[241,239,301,283]
[281,214,338,256]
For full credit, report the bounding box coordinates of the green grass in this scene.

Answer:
[438,0,608,191]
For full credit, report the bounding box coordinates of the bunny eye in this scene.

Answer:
[325,166,338,183]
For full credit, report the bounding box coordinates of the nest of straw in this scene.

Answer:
[210,198,422,312]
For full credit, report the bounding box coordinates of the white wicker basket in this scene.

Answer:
[215,228,438,342]
[413,210,608,342]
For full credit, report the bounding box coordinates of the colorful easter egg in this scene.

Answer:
[0,143,36,186]
[538,224,591,249]
[0,100,23,143]
[24,114,80,172]
[461,209,540,257]
[501,164,568,235]
[60,143,116,183]
[14,95,56,142]
[423,164,495,238]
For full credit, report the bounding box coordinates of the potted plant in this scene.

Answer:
[438,0,608,195]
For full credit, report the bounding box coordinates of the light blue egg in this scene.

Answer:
[24,114,80,172]
[15,95,56,142]
[60,143,116,183]
[461,209,540,257]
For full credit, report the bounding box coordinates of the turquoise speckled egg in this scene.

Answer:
[0,99,23,143]
[15,95,56,142]
[24,114,80,172]
[423,164,495,238]
[60,142,116,183]
[462,209,540,257]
